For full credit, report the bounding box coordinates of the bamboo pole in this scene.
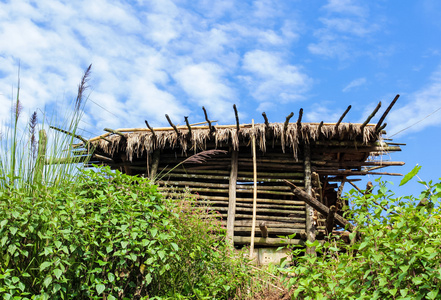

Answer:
[375,94,399,132]
[250,119,258,259]
[104,128,125,138]
[360,102,382,133]
[34,129,47,184]
[334,105,352,130]
[226,150,239,245]
[234,236,304,246]
[304,143,316,255]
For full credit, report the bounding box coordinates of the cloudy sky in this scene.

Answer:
[1,0,441,195]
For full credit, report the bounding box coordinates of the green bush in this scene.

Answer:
[0,166,251,299]
[283,166,441,299]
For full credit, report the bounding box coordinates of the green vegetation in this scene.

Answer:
[1,69,441,299]
[0,167,257,299]
[282,166,441,299]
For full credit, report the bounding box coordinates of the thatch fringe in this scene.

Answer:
[92,123,378,162]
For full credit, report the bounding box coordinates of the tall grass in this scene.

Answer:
[0,64,92,192]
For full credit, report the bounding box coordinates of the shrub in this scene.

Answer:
[283,166,441,300]
[0,166,252,299]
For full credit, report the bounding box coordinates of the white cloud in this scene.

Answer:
[387,66,441,137]
[323,0,367,17]
[309,0,379,59]
[242,50,311,102]
[304,104,342,123]
[173,63,235,119]
[343,77,367,92]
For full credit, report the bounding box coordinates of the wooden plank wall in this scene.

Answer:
[155,145,308,246]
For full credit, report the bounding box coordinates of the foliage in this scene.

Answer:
[0,64,91,192]
[0,166,253,299]
[282,166,441,299]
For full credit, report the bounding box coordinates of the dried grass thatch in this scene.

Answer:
[90,122,378,162]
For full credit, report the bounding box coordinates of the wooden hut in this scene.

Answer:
[77,96,404,251]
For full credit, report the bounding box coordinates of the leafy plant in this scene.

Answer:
[0,166,255,299]
[282,166,441,299]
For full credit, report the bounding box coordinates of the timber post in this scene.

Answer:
[304,143,316,255]
[226,150,239,245]
[150,149,161,182]
[34,129,47,185]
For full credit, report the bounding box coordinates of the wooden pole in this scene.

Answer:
[303,143,316,255]
[165,114,179,135]
[284,180,355,232]
[360,102,382,133]
[250,119,258,259]
[375,94,400,132]
[262,112,269,128]
[226,150,239,245]
[150,149,160,182]
[259,222,268,238]
[34,129,47,185]
[325,205,336,235]
[335,105,352,130]
[233,104,240,132]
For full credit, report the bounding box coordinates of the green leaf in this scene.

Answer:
[0,219,7,228]
[108,273,115,282]
[412,277,423,285]
[428,290,439,300]
[400,165,421,186]
[171,242,179,251]
[43,275,52,287]
[359,241,369,250]
[121,241,128,249]
[53,268,63,280]
[9,227,18,236]
[389,288,397,296]
[96,284,105,295]
[40,261,52,271]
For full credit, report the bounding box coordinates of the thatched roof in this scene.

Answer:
[87,122,380,162]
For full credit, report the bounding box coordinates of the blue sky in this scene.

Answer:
[1,0,441,197]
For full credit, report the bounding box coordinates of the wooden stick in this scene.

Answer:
[49,126,89,144]
[259,222,268,238]
[326,205,336,235]
[360,102,382,132]
[150,149,160,182]
[284,112,294,133]
[262,112,270,127]
[165,114,179,135]
[284,180,355,232]
[317,121,324,136]
[227,150,239,245]
[335,105,352,130]
[375,94,399,132]
[297,108,303,131]
[234,236,304,246]
[376,122,387,134]
[233,104,240,132]
[104,128,125,138]
[250,119,258,259]
[34,129,47,184]
[202,106,214,132]
[184,116,192,137]
[144,120,155,138]
[304,143,316,255]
